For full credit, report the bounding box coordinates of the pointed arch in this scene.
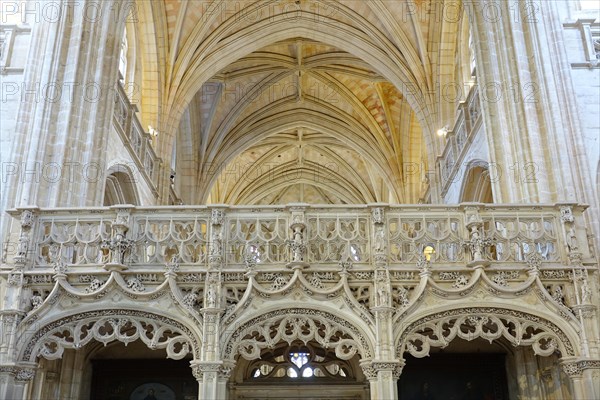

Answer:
[103,164,141,206]
[17,308,200,363]
[222,307,375,363]
[459,160,493,203]
[395,306,580,360]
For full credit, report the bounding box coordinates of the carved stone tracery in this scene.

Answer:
[21,310,199,362]
[224,309,373,361]
[397,307,576,358]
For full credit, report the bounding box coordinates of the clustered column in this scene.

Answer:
[361,206,404,400]
[192,208,233,400]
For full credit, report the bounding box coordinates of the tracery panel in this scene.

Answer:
[130,214,210,266]
[387,212,465,264]
[225,213,289,266]
[306,212,370,265]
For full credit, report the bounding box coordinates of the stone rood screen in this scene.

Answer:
[3,203,592,271]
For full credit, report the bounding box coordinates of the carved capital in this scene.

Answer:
[560,358,600,377]
[360,362,377,381]
[0,364,38,382]
[14,367,36,382]
[561,361,582,377]
[360,360,404,380]
[190,361,233,381]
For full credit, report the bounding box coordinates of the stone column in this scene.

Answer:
[192,208,231,399]
[468,0,598,243]
[365,206,404,400]
[1,0,132,237]
[561,358,600,400]
[191,361,233,400]
[361,361,403,400]
[0,364,37,400]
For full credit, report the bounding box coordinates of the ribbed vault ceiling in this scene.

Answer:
[133,0,468,204]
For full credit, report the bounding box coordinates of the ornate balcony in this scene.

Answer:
[1,203,598,399]
[112,82,160,194]
[2,204,595,310]
[438,84,483,195]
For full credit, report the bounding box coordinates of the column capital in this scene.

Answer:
[0,363,37,382]
[360,360,405,381]
[560,358,600,377]
[190,360,235,382]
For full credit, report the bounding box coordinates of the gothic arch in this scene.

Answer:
[221,307,375,364]
[395,306,580,361]
[459,160,493,203]
[17,308,200,364]
[103,164,141,206]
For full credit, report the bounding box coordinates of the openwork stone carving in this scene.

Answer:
[22,310,199,362]
[491,271,520,287]
[397,307,575,358]
[463,224,494,263]
[101,234,134,265]
[224,308,373,361]
[234,316,360,361]
[182,288,201,309]
[30,295,44,310]
[371,207,385,224]
[31,316,192,362]
[7,271,24,286]
[394,285,410,308]
[416,254,430,273]
[451,274,469,289]
[338,260,353,273]
[165,256,180,273]
[85,278,105,293]
[247,341,356,381]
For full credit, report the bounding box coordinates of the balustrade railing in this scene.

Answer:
[112,82,159,193]
[438,84,483,195]
[3,203,594,275]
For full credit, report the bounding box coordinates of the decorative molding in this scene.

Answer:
[224,308,373,360]
[397,307,576,358]
[21,309,200,362]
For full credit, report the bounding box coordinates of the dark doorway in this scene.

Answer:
[398,353,508,400]
[90,359,197,400]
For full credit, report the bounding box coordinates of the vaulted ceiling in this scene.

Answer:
[130,0,470,205]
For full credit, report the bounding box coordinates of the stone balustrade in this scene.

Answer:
[438,84,483,194]
[112,82,159,192]
[1,203,594,278]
